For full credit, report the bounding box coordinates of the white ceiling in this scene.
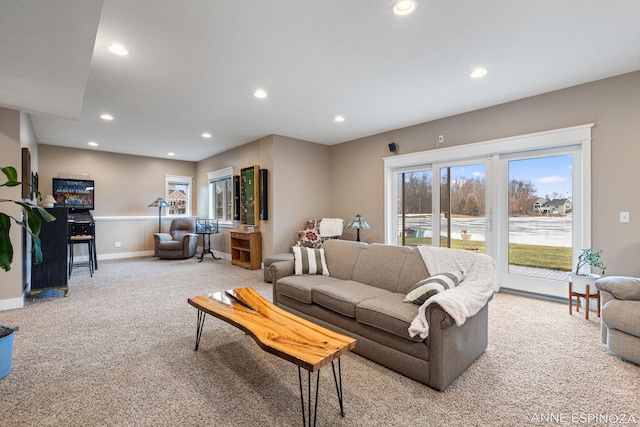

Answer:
[2,0,640,162]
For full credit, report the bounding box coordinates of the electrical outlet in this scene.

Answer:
[438,135,444,144]
[114,241,122,248]
[620,212,630,223]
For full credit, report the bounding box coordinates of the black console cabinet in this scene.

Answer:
[30,207,68,296]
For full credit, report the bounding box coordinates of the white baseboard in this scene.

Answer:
[0,295,25,311]
[74,250,231,262]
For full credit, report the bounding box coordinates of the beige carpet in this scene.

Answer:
[1,256,638,426]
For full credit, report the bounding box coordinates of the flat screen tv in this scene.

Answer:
[52,178,95,210]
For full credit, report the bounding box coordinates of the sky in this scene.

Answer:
[508,155,572,198]
[450,154,572,199]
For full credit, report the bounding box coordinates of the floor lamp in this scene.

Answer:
[148,198,169,233]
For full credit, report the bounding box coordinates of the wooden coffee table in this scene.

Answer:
[188,287,356,426]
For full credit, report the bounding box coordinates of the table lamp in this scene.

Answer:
[347,214,371,242]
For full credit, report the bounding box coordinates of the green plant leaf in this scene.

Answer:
[1,166,18,183]
[0,213,14,271]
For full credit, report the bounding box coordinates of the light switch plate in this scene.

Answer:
[620,212,630,223]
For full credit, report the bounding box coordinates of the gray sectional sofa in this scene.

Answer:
[595,276,640,365]
[269,239,493,391]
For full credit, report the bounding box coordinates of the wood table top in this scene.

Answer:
[188,287,356,372]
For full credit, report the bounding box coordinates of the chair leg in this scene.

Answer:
[89,239,94,277]
[68,242,74,278]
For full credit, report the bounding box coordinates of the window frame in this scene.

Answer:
[207,167,234,226]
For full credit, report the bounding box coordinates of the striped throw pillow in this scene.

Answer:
[404,271,463,305]
[292,246,330,276]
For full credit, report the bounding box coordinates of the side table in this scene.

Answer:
[568,281,600,320]
[197,231,221,262]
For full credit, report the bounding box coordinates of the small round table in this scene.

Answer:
[197,231,221,262]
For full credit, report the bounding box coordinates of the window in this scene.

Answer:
[207,167,234,223]
[165,175,192,216]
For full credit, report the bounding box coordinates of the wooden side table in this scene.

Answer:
[568,282,600,320]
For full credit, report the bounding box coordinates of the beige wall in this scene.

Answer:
[271,135,331,254]
[0,108,24,304]
[195,134,331,258]
[330,70,640,276]
[38,145,197,257]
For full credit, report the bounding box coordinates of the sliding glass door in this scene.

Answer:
[384,124,592,298]
[498,147,582,298]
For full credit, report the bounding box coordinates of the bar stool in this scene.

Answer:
[68,235,95,278]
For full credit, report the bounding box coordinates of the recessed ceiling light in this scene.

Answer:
[470,68,488,78]
[202,132,212,138]
[393,0,417,15]
[108,43,129,56]
[334,115,346,122]
[88,141,98,147]
[168,152,175,156]
[254,89,267,98]
[100,113,113,121]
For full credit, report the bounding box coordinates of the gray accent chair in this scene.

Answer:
[595,276,640,365]
[154,217,199,259]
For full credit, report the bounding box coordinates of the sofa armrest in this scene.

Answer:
[595,276,640,301]
[154,232,173,243]
[425,302,489,391]
[183,233,199,257]
[270,260,295,304]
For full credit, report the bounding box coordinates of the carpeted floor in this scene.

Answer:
[0,257,638,426]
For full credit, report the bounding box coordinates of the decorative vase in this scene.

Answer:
[570,273,600,294]
[461,233,472,241]
[0,326,17,379]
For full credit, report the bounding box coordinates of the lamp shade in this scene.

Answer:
[347,214,371,230]
[148,198,169,208]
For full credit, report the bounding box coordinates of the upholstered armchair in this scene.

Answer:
[595,276,640,365]
[154,217,199,259]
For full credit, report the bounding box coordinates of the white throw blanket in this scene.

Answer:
[408,246,497,339]
[319,218,344,237]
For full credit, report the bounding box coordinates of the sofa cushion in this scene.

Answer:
[313,281,390,318]
[292,247,329,276]
[351,244,411,292]
[404,271,463,305]
[322,240,367,280]
[276,275,342,304]
[396,249,430,294]
[602,300,640,337]
[356,293,423,342]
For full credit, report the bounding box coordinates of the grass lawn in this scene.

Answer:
[400,237,572,272]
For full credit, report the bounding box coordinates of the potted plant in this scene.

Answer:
[1,165,55,379]
[570,248,606,294]
[460,229,472,241]
[0,325,18,379]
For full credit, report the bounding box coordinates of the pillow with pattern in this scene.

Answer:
[404,271,463,305]
[292,246,330,276]
[298,228,322,248]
